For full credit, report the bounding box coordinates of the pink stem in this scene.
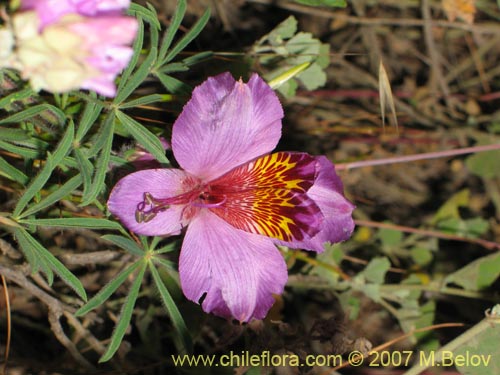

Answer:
[336,143,500,171]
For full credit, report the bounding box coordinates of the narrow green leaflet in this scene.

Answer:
[75,100,104,142]
[293,0,347,7]
[74,148,93,200]
[149,262,192,353]
[115,110,169,164]
[13,122,74,217]
[75,260,143,316]
[0,104,65,125]
[102,234,144,256]
[117,14,144,93]
[19,217,123,231]
[120,94,168,109]
[0,127,30,141]
[114,43,157,104]
[128,2,160,30]
[158,0,187,63]
[162,7,210,65]
[156,73,191,94]
[0,140,42,159]
[80,114,114,205]
[0,88,33,108]
[19,174,82,218]
[15,227,86,300]
[99,262,147,362]
[14,227,45,275]
[152,256,175,270]
[0,156,28,184]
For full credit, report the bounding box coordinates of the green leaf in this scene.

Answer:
[362,257,391,284]
[293,0,347,7]
[0,156,28,184]
[465,149,500,178]
[102,235,144,256]
[152,256,175,270]
[114,44,157,104]
[15,228,86,300]
[156,73,191,94]
[119,94,167,109]
[437,217,489,238]
[128,2,160,30]
[115,110,169,164]
[13,122,74,218]
[75,260,143,316]
[19,174,82,218]
[81,113,115,205]
[117,14,144,92]
[0,127,30,142]
[0,88,33,109]
[162,7,210,65]
[158,0,186,63]
[0,140,42,159]
[149,262,192,353]
[99,262,147,362]
[19,217,123,231]
[411,247,433,266]
[74,148,93,200]
[265,16,298,46]
[445,252,500,291]
[432,189,470,224]
[378,226,403,247]
[75,100,104,142]
[0,104,65,125]
[297,62,327,90]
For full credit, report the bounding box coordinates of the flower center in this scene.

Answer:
[134,186,226,223]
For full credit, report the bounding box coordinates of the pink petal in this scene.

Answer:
[172,73,283,181]
[276,156,355,252]
[179,210,287,322]
[107,169,193,236]
[69,17,138,47]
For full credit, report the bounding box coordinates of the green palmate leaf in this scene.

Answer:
[0,156,28,184]
[297,62,327,90]
[87,110,114,158]
[293,0,347,7]
[19,217,123,231]
[19,174,82,218]
[13,122,75,218]
[162,7,210,65]
[115,110,169,164]
[158,0,186,63]
[149,262,192,353]
[157,62,189,74]
[99,262,147,362]
[445,252,500,291]
[0,127,30,141]
[73,148,93,199]
[102,234,144,256]
[120,94,169,109]
[75,99,104,143]
[156,73,191,94]
[81,113,115,205]
[0,104,65,125]
[75,260,143,316]
[15,228,86,300]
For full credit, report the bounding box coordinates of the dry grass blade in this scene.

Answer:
[378,60,398,131]
[1,275,11,375]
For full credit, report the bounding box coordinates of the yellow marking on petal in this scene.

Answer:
[209,152,322,242]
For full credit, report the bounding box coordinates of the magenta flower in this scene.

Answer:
[108,73,355,322]
[2,0,137,96]
[21,0,131,27]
